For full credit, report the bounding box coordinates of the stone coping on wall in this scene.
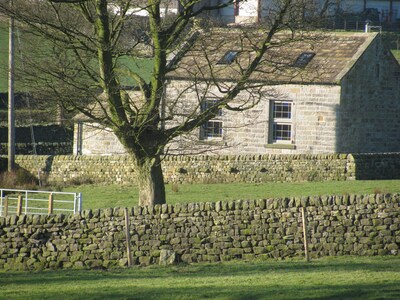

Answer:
[5,152,400,161]
[8,153,353,160]
[163,153,352,160]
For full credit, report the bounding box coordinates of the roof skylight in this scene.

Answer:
[217,51,239,65]
[293,52,315,67]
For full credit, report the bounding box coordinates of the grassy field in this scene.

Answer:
[0,21,155,93]
[0,256,399,300]
[60,180,400,209]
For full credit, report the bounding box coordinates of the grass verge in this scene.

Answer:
[61,180,400,209]
[0,256,399,300]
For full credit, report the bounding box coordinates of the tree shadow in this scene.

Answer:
[1,257,399,299]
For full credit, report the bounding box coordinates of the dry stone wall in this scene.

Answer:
[0,193,399,270]
[5,153,400,185]
[7,154,353,184]
[351,153,400,180]
[0,142,72,155]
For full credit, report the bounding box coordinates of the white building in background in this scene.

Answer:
[109,0,400,25]
[226,0,400,24]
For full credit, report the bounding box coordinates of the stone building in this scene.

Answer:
[228,0,400,25]
[74,28,400,155]
[109,0,400,26]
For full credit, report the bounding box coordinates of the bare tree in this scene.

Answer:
[0,0,324,206]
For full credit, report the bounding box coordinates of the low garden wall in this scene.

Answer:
[350,153,400,180]
[6,154,354,184]
[0,193,399,270]
[4,152,400,185]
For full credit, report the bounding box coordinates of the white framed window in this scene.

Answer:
[200,99,223,140]
[269,100,293,144]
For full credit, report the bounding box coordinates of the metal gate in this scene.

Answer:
[0,188,82,216]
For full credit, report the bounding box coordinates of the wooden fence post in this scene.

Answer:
[301,207,310,262]
[48,193,54,214]
[17,194,22,216]
[124,208,133,267]
[4,196,8,217]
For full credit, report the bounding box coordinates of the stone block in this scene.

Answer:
[83,244,98,251]
[159,249,176,265]
[360,219,372,226]
[228,248,243,256]
[253,247,266,254]
[139,256,152,266]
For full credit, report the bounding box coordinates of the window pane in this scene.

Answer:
[273,102,291,119]
[203,121,223,138]
[273,124,291,141]
[201,99,222,116]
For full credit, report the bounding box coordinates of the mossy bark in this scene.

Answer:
[134,155,166,206]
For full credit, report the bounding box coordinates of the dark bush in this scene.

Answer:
[0,168,38,190]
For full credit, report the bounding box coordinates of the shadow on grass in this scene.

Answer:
[2,256,400,281]
[1,281,400,300]
[1,257,399,300]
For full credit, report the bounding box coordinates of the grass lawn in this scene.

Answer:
[61,180,400,209]
[0,256,399,300]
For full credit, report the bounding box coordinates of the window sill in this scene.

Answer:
[198,139,225,146]
[265,143,296,150]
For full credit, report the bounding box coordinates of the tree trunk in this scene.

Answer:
[134,155,166,206]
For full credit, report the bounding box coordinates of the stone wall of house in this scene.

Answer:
[163,81,342,155]
[0,193,399,270]
[73,123,126,155]
[6,153,400,185]
[74,85,341,157]
[338,36,400,153]
[282,84,341,154]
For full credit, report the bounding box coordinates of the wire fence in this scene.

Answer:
[321,19,400,33]
[0,188,82,216]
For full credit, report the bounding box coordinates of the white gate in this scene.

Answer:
[0,188,82,216]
